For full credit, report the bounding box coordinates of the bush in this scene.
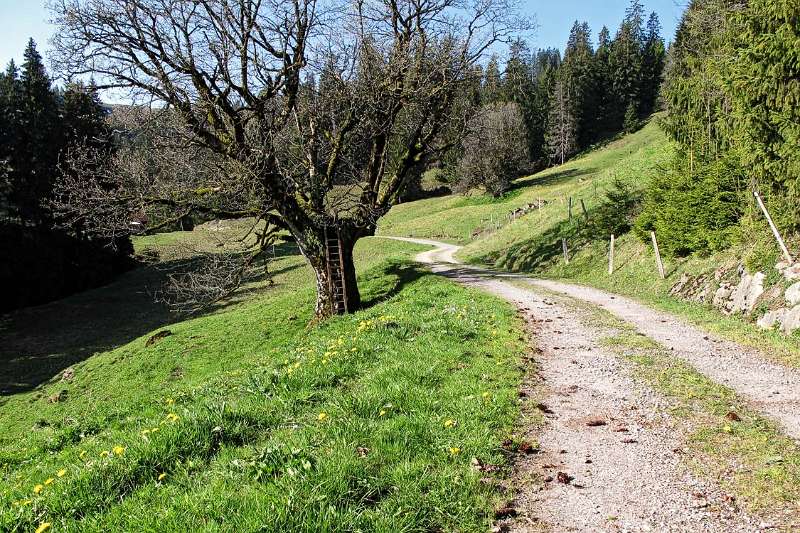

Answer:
[456,102,529,197]
[634,154,744,256]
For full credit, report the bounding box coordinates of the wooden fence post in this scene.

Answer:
[608,234,615,275]
[562,238,569,264]
[568,197,573,220]
[650,231,665,279]
[754,191,793,263]
[580,199,588,222]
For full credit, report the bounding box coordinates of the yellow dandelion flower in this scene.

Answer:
[19,499,32,506]
[57,469,67,478]
[322,358,328,364]
[317,412,328,421]
[166,398,174,405]
[113,446,125,456]
[142,429,151,436]
[151,427,160,433]
[35,523,51,533]
[449,447,461,455]
[166,413,179,423]
[482,392,491,399]
[158,472,167,481]
[444,419,456,428]
[79,450,87,459]
[33,484,43,494]
[379,410,386,417]
[44,478,54,485]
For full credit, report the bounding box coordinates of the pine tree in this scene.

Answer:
[562,21,597,147]
[640,12,665,115]
[608,0,646,129]
[14,39,60,224]
[502,39,538,160]
[483,54,502,104]
[545,78,577,165]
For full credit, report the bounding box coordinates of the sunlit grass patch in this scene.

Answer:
[1,238,527,531]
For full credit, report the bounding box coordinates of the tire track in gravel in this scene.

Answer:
[383,237,794,531]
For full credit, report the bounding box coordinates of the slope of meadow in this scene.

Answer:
[0,234,529,531]
[380,118,800,363]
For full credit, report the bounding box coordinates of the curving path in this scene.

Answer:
[390,236,800,440]
[385,236,800,532]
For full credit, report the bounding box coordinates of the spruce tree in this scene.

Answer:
[483,54,502,104]
[593,26,614,137]
[0,61,22,217]
[502,39,538,160]
[62,81,109,148]
[528,48,561,165]
[545,78,577,165]
[562,21,597,147]
[731,0,800,224]
[608,0,646,129]
[640,12,665,115]
[15,39,60,224]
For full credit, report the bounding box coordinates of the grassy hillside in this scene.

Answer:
[379,119,668,246]
[0,235,529,531]
[380,118,800,365]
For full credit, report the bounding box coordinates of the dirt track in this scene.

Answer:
[388,236,797,531]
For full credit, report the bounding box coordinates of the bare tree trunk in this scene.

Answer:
[296,225,365,321]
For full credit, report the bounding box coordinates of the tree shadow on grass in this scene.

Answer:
[513,167,598,190]
[358,259,427,310]
[0,241,304,396]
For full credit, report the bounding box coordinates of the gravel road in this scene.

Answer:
[387,236,795,531]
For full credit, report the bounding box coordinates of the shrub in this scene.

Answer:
[456,102,529,197]
[634,154,744,256]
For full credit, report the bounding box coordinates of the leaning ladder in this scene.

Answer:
[324,226,349,315]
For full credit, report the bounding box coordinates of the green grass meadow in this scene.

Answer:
[379,117,800,364]
[1,237,527,532]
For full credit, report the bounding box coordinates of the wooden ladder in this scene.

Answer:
[324,226,349,315]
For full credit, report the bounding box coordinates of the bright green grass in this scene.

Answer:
[379,119,668,246]
[0,236,527,532]
[380,116,800,366]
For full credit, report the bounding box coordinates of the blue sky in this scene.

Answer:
[0,0,688,71]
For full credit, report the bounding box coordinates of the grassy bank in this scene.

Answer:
[1,236,527,531]
[379,118,800,366]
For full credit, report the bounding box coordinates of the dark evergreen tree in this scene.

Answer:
[527,48,561,165]
[62,81,109,148]
[545,77,577,165]
[731,0,800,226]
[562,21,597,147]
[640,12,666,115]
[608,0,646,129]
[12,39,61,224]
[592,26,614,137]
[0,60,22,218]
[502,39,538,162]
[483,54,502,104]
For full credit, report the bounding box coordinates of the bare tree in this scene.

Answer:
[50,0,526,319]
[457,101,529,196]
